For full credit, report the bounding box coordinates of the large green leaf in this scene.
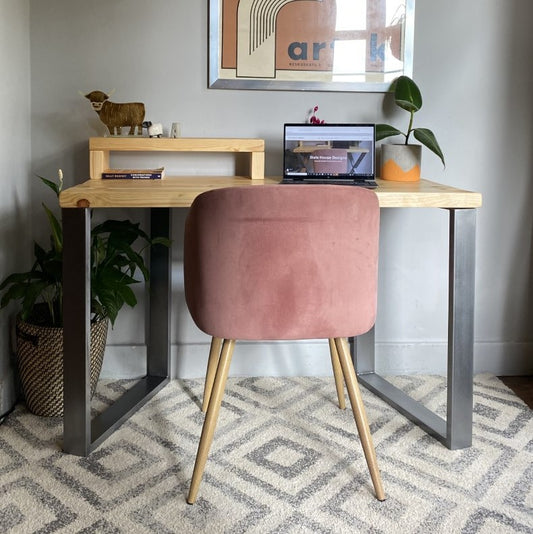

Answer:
[96,289,122,326]
[0,271,35,290]
[14,280,51,320]
[38,175,61,197]
[413,128,446,167]
[0,282,30,308]
[120,248,149,280]
[376,124,404,142]
[394,75,422,113]
[115,284,137,308]
[92,234,107,267]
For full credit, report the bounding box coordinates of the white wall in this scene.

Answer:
[0,0,31,412]
[26,0,533,377]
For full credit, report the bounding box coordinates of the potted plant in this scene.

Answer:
[0,170,169,416]
[376,75,445,181]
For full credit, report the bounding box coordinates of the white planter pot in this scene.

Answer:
[381,144,422,182]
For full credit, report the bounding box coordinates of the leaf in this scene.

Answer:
[13,280,50,320]
[116,285,137,308]
[376,124,404,142]
[91,235,107,268]
[394,75,422,113]
[122,249,149,280]
[0,271,34,290]
[95,265,139,286]
[151,237,172,248]
[1,283,28,307]
[413,128,446,167]
[38,175,60,197]
[42,203,63,253]
[93,219,149,246]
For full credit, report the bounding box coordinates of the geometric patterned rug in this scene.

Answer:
[0,374,532,533]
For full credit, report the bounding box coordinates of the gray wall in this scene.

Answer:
[7,0,533,378]
[0,0,31,412]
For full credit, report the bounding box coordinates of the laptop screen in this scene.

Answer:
[283,123,375,182]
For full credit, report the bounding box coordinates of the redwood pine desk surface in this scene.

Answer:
[59,177,482,209]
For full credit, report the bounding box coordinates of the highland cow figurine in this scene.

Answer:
[84,90,145,135]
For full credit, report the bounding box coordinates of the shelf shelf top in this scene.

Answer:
[89,137,265,152]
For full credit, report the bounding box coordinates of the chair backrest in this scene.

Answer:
[184,185,380,340]
[311,148,348,174]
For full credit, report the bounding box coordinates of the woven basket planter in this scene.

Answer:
[15,317,108,417]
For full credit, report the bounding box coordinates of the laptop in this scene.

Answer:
[282,123,377,188]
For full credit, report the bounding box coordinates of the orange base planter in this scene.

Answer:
[381,159,421,182]
[381,144,422,182]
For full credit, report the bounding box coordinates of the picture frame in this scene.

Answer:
[209,0,415,93]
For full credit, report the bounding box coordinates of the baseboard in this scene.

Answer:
[99,340,533,379]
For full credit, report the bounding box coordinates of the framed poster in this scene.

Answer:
[209,0,415,92]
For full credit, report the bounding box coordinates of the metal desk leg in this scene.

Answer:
[63,208,91,456]
[353,208,476,450]
[446,208,475,449]
[63,208,172,456]
[147,208,172,378]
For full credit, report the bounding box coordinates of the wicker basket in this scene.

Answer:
[15,317,108,417]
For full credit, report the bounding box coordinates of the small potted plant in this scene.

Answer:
[376,75,445,181]
[0,170,169,416]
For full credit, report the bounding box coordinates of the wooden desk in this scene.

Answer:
[60,176,482,454]
[59,176,480,209]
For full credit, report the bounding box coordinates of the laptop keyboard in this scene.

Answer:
[281,178,377,188]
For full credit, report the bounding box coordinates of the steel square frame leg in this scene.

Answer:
[353,208,476,450]
[63,207,171,456]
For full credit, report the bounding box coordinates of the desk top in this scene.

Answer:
[59,176,482,209]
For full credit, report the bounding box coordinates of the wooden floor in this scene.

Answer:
[498,376,533,409]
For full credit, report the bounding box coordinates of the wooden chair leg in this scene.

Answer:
[335,337,385,501]
[329,338,346,410]
[187,339,235,504]
[202,337,223,412]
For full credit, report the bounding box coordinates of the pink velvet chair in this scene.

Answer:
[184,184,384,504]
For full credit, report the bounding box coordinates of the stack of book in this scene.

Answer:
[101,167,165,179]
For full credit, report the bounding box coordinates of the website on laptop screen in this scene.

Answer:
[283,123,375,182]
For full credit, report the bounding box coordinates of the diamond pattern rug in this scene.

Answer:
[0,374,532,533]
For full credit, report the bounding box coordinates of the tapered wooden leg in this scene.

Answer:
[335,337,385,501]
[202,337,223,412]
[329,338,346,410]
[187,339,235,504]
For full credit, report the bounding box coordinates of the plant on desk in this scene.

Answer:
[0,170,170,416]
[376,75,445,182]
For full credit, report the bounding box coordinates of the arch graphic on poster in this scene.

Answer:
[236,0,322,78]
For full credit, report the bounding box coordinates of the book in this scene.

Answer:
[102,167,165,179]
